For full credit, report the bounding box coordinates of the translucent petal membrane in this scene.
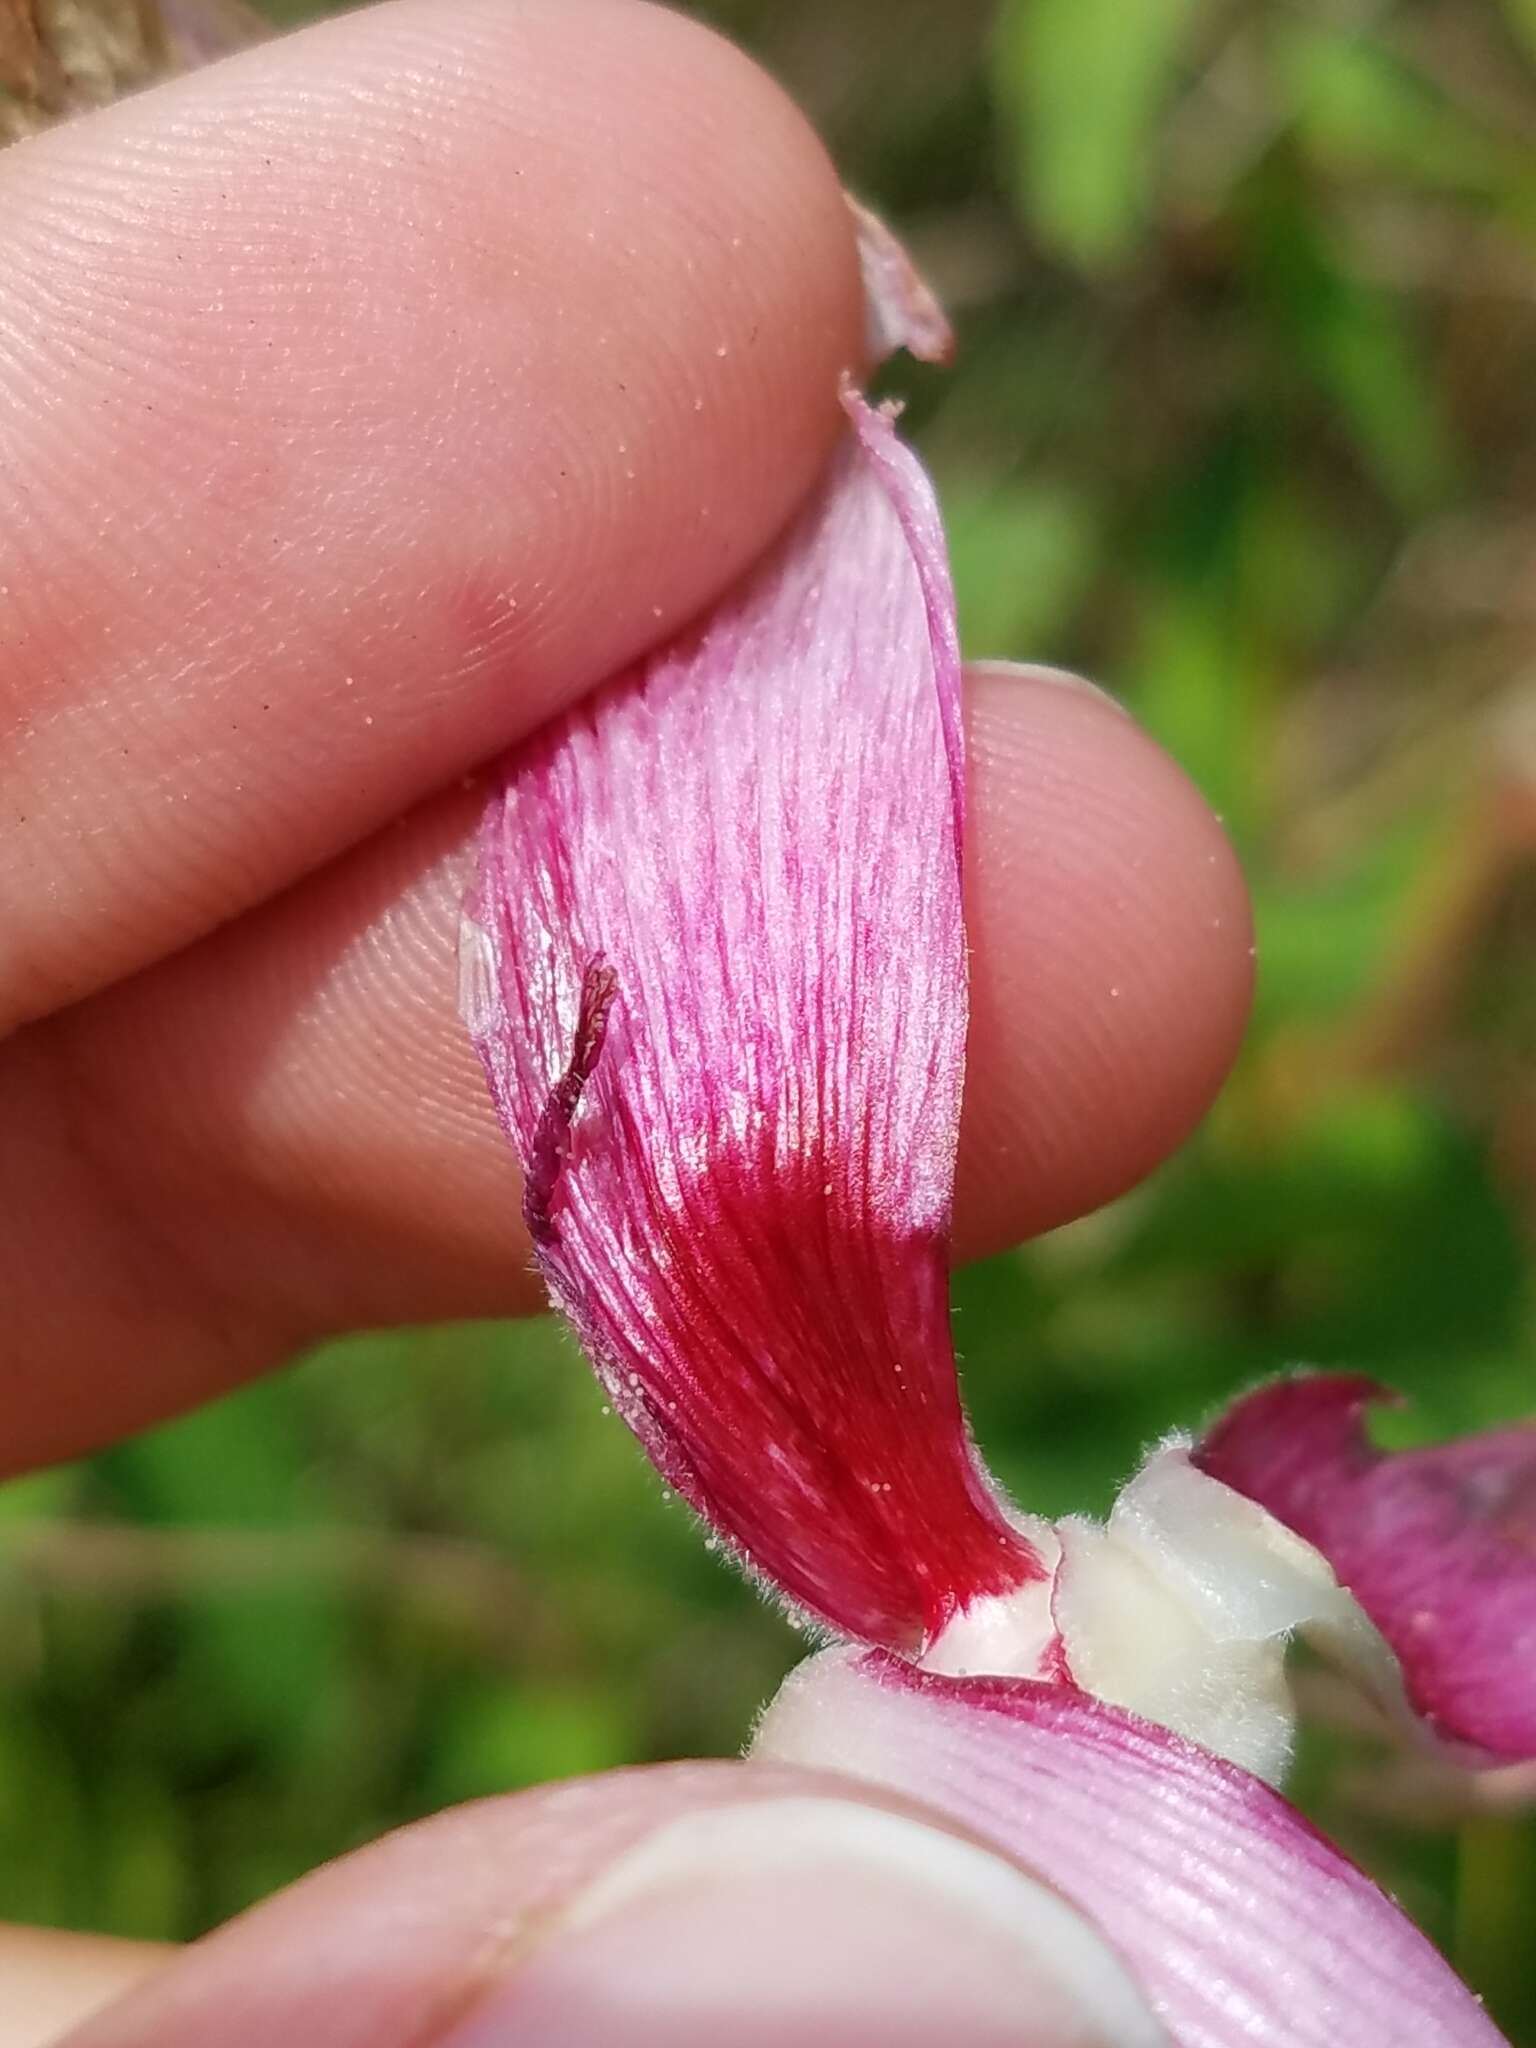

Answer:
[755,1648,1511,2048]
[462,395,1037,1648]
[848,198,955,367]
[1196,1376,1536,1762]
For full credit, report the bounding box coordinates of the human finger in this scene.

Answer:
[54,1761,1162,2048]
[0,1926,164,2048]
[1,666,1252,1470]
[0,0,862,1032]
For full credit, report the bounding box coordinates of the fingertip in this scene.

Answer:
[5,665,1255,1468]
[956,665,1254,1253]
[60,1763,1154,2048]
[0,0,865,1021]
[0,1926,165,2048]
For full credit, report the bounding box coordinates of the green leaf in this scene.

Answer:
[945,479,1096,656]
[100,1385,345,1756]
[992,0,1202,266]
[1242,168,1457,510]
[1280,25,1512,199]
[1124,432,1270,831]
[425,1683,631,1805]
[1499,0,1536,72]
[0,1468,79,1527]
[1250,814,1441,1029]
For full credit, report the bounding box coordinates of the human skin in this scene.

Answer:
[0,1,1254,2039]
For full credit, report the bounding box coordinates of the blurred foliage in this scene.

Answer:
[2,0,1534,2035]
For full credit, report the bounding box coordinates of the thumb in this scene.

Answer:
[55,1761,1162,2048]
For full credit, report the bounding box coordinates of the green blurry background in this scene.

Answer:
[4,0,1535,2035]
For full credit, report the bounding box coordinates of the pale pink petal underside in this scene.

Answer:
[848,197,956,366]
[462,395,1036,1647]
[755,1648,1511,2048]
[1196,1375,1536,1762]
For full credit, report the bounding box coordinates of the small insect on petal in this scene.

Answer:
[522,959,617,1249]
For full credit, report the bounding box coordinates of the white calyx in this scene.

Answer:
[920,1440,1408,1787]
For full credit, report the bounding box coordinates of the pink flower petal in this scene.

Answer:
[461,394,1037,1648]
[755,1647,1510,2048]
[1195,1375,1536,1763]
[848,198,956,366]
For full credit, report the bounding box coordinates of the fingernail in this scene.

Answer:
[968,659,1131,718]
[443,1793,1163,2047]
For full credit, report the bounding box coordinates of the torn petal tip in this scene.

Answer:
[848,195,956,368]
